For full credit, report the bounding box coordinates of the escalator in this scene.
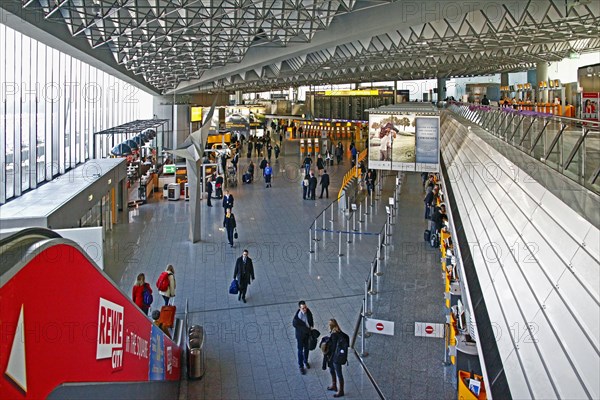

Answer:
[0,228,183,399]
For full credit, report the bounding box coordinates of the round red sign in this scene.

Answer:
[376,322,384,331]
[425,325,434,334]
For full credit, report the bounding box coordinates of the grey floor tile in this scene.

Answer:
[103,144,451,399]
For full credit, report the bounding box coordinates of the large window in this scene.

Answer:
[0,22,153,204]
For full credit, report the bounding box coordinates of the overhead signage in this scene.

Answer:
[190,106,203,122]
[325,89,379,96]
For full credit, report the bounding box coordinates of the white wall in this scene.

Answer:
[547,51,600,84]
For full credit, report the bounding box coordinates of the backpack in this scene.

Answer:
[156,272,170,292]
[319,336,330,354]
[142,286,153,306]
[334,332,350,365]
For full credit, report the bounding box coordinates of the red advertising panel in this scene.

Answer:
[581,92,600,122]
[0,243,180,399]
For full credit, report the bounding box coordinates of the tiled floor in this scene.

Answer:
[103,140,455,399]
[356,173,456,400]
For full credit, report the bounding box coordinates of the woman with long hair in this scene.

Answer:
[158,264,176,306]
[132,273,152,315]
[325,319,350,398]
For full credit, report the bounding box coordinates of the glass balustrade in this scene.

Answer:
[447,103,600,194]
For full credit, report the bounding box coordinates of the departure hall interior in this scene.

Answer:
[0,1,599,399]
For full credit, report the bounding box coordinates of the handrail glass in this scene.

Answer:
[447,103,600,195]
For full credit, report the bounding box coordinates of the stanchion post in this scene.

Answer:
[338,230,343,257]
[352,210,357,232]
[347,217,352,243]
[359,202,364,223]
[364,279,372,317]
[331,202,334,222]
[322,212,325,230]
[309,228,314,253]
[375,253,383,276]
[368,261,377,295]
[361,297,368,356]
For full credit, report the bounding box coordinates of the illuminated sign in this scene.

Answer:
[163,164,176,174]
[190,107,203,122]
[324,89,379,96]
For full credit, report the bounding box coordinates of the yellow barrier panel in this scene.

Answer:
[449,314,457,365]
[337,149,367,200]
[458,370,487,400]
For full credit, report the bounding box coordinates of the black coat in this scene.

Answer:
[223,213,237,231]
[320,173,330,187]
[309,176,318,189]
[316,158,324,169]
[326,330,350,365]
[233,256,255,289]
[223,194,234,210]
[206,179,213,194]
[292,309,314,340]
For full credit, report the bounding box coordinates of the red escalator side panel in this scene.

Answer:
[0,243,181,399]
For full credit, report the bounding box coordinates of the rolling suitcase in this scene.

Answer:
[159,305,176,328]
[424,229,431,242]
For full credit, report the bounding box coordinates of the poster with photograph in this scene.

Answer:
[368,113,416,171]
[225,107,250,139]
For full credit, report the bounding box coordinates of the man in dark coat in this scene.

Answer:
[319,170,330,199]
[292,300,314,374]
[222,190,234,213]
[303,155,313,176]
[233,249,255,303]
[308,171,318,200]
[205,176,213,207]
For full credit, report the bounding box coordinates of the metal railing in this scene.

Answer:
[356,172,402,358]
[308,167,385,256]
[448,103,600,194]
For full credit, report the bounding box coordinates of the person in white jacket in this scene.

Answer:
[159,264,176,306]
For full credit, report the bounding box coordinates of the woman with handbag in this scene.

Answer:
[223,208,237,247]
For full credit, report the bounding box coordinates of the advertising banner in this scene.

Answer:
[368,113,416,171]
[225,107,250,139]
[0,243,181,399]
[368,113,439,173]
[581,92,599,122]
[415,116,440,172]
[247,106,267,129]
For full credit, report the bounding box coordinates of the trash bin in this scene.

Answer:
[167,183,180,201]
[188,325,205,379]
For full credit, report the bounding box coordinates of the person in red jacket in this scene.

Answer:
[132,273,152,315]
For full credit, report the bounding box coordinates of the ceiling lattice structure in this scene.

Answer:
[16,0,600,93]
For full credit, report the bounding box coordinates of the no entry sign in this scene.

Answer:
[414,322,444,338]
[366,318,395,336]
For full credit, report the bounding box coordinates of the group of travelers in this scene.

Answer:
[293,301,349,397]
[132,265,177,338]
[131,131,376,398]
[423,173,448,247]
